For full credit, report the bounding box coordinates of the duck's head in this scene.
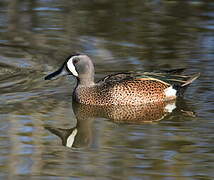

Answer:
[45,54,95,84]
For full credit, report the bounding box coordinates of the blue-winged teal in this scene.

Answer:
[45,54,200,105]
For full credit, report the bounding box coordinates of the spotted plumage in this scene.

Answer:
[45,54,200,105]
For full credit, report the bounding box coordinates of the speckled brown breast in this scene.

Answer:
[74,79,172,105]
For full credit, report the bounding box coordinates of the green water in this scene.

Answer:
[0,0,213,179]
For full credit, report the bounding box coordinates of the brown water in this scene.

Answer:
[0,0,214,179]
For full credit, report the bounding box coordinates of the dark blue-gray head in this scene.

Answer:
[45,54,95,85]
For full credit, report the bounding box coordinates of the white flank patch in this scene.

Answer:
[164,86,177,97]
[164,102,176,113]
[67,57,78,76]
[66,128,78,148]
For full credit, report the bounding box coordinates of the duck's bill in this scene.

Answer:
[44,68,68,80]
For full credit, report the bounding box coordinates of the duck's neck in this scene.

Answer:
[75,58,95,87]
[77,74,95,87]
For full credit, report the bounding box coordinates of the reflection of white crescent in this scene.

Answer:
[66,128,78,148]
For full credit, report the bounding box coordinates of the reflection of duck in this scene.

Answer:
[73,100,177,123]
[44,54,200,106]
[45,100,179,148]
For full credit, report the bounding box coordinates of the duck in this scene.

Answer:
[44,54,200,106]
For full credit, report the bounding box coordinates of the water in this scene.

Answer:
[0,0,214,179]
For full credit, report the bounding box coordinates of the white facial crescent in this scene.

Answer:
[67,57,78,77]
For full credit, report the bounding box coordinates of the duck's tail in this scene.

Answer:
[181,73,201,87]
[173,72,200,96]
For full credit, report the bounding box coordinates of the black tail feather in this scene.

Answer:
[181,73,201,87]
[173,73,200,96]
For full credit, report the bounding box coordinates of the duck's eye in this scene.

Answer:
[73,58,79,64]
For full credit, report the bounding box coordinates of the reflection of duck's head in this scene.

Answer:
[45,124,92,148]
[45,127,78,148]
[44,54,200,106]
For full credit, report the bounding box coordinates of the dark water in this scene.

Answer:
[0,0,214,179]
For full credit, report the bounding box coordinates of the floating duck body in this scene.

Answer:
[45,54,200,106]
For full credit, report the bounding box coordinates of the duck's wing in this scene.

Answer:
[97,72,134,84]
[97,69,200,92]
[139,71,200,87]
